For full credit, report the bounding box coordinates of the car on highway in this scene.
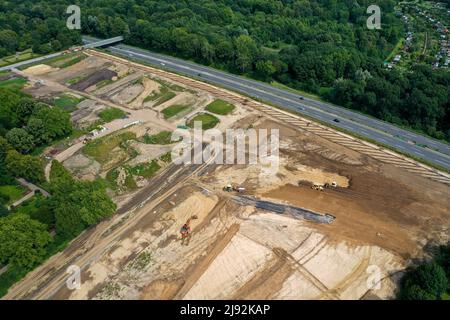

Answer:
[299,96,304,100]
[333,118,340,123]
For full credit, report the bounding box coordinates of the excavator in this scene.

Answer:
[180,215,198,245]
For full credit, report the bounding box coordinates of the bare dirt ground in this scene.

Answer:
[49,116,449,300]
[7,51,449,301]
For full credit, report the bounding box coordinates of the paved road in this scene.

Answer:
[0,52,62,72]
[81,36,450,170]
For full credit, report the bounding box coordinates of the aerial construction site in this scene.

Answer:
[3,48,449,300]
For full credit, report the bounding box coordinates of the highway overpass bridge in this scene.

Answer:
[0,36,124,72]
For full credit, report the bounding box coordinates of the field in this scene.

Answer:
[143,131,175,145]
[188,113,220,130]
[83,132,137,164]
[53,94,84,112]
[8,49,449,301]
[98,108,127,123]
[205,99,235,115]
[0,77,27,90]
[0,49,40,67]
[161,104,190,119]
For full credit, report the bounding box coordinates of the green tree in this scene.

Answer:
[234,35,258,72]
[31,106,72,141]
[6,128,35,154]
[5,150,44,183]
[0,214,52,268]
[400,262,448,300]
[255,60,276,80]
[0,204,8,217]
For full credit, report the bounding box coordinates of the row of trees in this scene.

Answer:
[0,88,72,154]
[328,65,450,140]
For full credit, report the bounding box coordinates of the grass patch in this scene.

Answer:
[161,104,190,119]
[205,99,235,115]
[129,160,161,179]
[130,251,152,271]
[146,86,177,106]
[0,185,26,206]
[83,131,136,164]
[53,94,84,112]
[160,152,172,163]
[0,77,27,90]
[46,53,87,69]
[143,131,176,145]
[66,76,84,85]
[98,108,127,123]
[187,113,220,130]
[0,49,40,67]
[95,79,114,89]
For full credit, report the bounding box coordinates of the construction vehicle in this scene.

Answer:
[324,181,338,189]
[312,183,324,191]
[180,215,198,241]
[223,184,246,193]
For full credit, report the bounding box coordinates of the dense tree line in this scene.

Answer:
[0,1,81,56]
[0,91,115,278]
[1,0,448,140]
[0,88,72,155]
[399,244,449,300]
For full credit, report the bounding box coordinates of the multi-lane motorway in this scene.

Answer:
[81,37,450,170]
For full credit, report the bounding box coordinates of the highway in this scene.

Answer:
[81,37,450,170]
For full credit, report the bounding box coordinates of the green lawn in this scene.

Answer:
[83,132,136,164]
[143,131,176,145]
[146,86,177,107]
[205,99,235,115]
[0,185,26,206]
[46,53,87,68]
[53,94,84,112]
[187,113,220,130]
[0,49,40,67]
[0,77,27,90]
[129,160,161,178]
[161,104,190,119]
[98,108,127,123]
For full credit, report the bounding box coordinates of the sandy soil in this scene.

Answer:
[22,64,58,75]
